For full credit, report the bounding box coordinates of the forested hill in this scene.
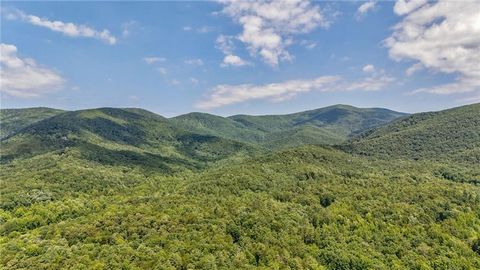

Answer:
[1,145,479,269]
[0,107,64,139]
[171,104,407,147]
[1,103,480,269]
[0,105,406,159]
[343,103,480,163]
[0,107,255,171]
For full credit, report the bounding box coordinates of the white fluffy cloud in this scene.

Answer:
[0,43,64,98]
[216,35,250,67]
[221,54,250,67]
[357,1,376,15]
[386,0,480,97]
[8,9,116,45]
[362,64,375,73]
[196,74,394,109]
[218,0,329,67]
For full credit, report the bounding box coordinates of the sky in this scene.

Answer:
[1,0,479,117]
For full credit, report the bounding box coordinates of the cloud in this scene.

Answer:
[8,9,116,45]
[144,57,166,64]
[216,35,235,55]
[216,34,251,67]
[300,40,317,50]
[0,43,64,98]
[362,64,375,73]
[386,0,480,97]
[196,73,394,109]
[393,0,428,16]
[218,0,329,66]
[405,63,423,76]
[357,1,376,15]
[344,75,395,91]
[221,54,250,67]
[122,20,137,38]
[196,76,340,109]
[183,25,214,33]
[185,59,204,66]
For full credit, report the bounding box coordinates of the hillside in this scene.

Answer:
[170,112,266,143]
[1,145,479,269]
[0,107,255,171]
[172,105,406,148]
[0,108,64,139]
[344,103,480,163]
[1,104,479,269]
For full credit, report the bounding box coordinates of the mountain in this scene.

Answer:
[0,107,64,139]
[344,103,480,163]
[171,105,407,148]
[0,107,255,171]
[170,112,266,143]
[1,104,479,269]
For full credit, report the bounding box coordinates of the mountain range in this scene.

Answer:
[1,103,479,269]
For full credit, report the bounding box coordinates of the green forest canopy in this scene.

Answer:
[1,103,479,269]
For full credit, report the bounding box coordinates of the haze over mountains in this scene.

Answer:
[1,103,480,269]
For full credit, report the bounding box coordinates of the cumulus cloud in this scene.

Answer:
[7,9,116,45]
[362,64,375,73]
[357,1,376,15]
[144,57,166,64]
[386,0,480,97]
[218,0,329,67]
[0,43,65,98]
[221,54,250,67]
[196,74,394,109]
[216,35,251,67]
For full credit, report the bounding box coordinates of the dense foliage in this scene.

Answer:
[0,107,64,139]
[172,105,406,148]
[1,146,479,269]
[344,103,480,163]
[1,104,479,269]
[0,108,256,169]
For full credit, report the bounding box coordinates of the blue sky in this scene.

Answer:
[1,1,479,116]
